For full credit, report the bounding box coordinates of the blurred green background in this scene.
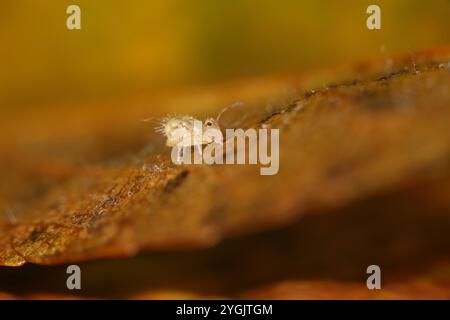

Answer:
[1,0,449,109]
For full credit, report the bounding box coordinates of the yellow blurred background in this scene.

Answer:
[1,0,449,110]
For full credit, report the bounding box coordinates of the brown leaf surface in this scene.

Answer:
[1,178,450,299]
[0,174,450,299]
[1,48,450,267]
[0,48,450,299]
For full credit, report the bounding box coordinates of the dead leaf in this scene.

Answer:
[0,48,450,299]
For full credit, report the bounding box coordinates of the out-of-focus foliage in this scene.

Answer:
[0,0,449,109]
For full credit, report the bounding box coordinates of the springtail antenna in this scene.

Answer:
[216,102,243,125]
[141,117,156,123]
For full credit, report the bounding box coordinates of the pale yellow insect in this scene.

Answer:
[155,102,242,148]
